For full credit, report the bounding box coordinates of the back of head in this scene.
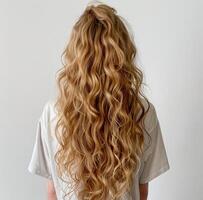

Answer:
[54,2,150,200]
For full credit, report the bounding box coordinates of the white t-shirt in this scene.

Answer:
[28,99,169,200]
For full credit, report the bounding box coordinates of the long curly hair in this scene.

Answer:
[54,2,150,200]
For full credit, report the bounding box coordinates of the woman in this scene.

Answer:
[28,3,169,200]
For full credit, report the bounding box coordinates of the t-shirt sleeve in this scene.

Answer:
[139,107,170,184]
[27,116,52,180]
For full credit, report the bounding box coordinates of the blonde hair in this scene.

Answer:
[54,2,150,200]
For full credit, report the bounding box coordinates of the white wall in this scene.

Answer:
[1,0,202,199]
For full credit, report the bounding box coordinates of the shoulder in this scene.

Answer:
[36,99,58,142]
[139,98,160,154]
[140,98,164,159]
[39,98,58,128]
[140,98,158,133]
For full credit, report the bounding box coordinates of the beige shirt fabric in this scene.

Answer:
[28,99,170,200]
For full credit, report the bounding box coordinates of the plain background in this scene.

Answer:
[1,0,203,199]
